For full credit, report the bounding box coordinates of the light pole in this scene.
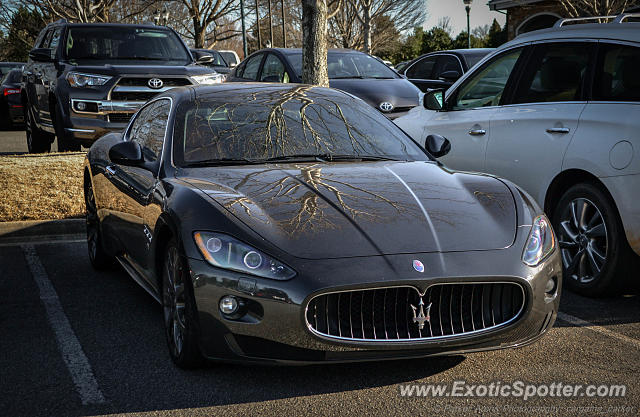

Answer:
[463,0,472,49]
[240,0,248,58]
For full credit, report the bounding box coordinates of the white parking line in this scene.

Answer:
[21,244,106,405]
[557,311,640,349]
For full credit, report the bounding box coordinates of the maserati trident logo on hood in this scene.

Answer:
[410,298,432,330]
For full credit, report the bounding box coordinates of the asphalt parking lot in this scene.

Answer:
[1,129,639,416]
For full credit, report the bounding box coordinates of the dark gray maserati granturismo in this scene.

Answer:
[84,83,561,368]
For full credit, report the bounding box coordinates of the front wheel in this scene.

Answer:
[553,183,630,296]
[84,176,113,269]
[25,106,52,153]
[162,239,204,368]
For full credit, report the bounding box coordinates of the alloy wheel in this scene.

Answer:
[557,197,608,284]
[163,246,186,358]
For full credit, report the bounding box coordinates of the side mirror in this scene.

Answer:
[29,48,53,62]
[192,50,214,65]
[109,141,143,166]
[424,89,445,111]
[425,134,451,158]
[438,70,461,82]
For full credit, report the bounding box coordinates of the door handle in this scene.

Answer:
[546,127,570,134]
[105,165,117,176]
[468,129,486,136]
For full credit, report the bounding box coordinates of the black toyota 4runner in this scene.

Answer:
[23,21,220,152]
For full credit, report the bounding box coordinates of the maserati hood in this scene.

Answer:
[180,161,517,259]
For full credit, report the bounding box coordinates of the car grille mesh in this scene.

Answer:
[111,91,159,101]
[108,113,133,124]
[305,283,525,341]
[116,77,191,87]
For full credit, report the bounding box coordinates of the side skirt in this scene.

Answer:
[115,256,162,304]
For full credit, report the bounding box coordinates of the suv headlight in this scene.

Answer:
[522,215,556,267]
[66,72,112,88]
[192,73,225,85]
[194,232,296,280]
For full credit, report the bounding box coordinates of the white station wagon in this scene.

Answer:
[395,14,640,296]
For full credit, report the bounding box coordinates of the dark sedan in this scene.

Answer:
[401,49,494,92]
[0,69,24,128]
[84,84,560,367]
[227,48,421,119]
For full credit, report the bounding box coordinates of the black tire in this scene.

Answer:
[25,106,53,153]
[552,182,631,297]
[84,175,113,269]
[54,104,81,152]
[162,238,204,368]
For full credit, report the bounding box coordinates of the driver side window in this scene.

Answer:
[129,99,171,162]
[452,48,522,111]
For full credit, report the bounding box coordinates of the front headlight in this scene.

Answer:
[522,215,556,267]
[66,72,112,88]
[191,73,225,85]
[194,232,296,280]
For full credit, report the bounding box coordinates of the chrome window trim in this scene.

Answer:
[304,281,526,344]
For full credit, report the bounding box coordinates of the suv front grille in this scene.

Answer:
[111,91,159,101]
[108,113,133,124]
[305,282,525,342]
[116,77,191,87]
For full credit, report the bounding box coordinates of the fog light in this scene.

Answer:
[76,101,87,111]
[219,295,238,315]
[545,276,557,295]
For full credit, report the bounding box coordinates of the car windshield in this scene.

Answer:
[288,52,399,79]
[4,70,21,83]
[65,27,191,64]
[174,86,427,165]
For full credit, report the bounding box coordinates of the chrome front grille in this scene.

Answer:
[109,77,192,102]
[108,112,133,124]
[305,283,525,342]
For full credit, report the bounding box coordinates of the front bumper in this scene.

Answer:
[66,99,144,143]
[188,247,561,364]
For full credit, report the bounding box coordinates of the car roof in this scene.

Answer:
[510,23,640,45]
[190,83,350,101]
[61,22,167,29]
[269,48,366,55]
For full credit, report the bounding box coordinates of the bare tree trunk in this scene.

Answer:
[362,3,371,54]
[302,0,329,87]
[194,18,206,47]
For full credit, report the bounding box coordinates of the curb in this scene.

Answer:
[0,219,86,241]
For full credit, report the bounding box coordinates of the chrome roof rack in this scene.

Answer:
[613,12,640,23]
[553,16,615,27]
[554,12,640,27]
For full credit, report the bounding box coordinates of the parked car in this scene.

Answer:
[228,48,421,119]
[400,49,494,92]
[22,21,222,153]
[190,48,231,75]
[395,16,640,296]
[84,83,560,367]
[394,60,411,72]
[218,50,240,67]
[0,62,24,77]
[0,69,24,129]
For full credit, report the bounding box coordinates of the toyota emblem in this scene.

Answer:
[379,102,394,112]
[148,78,163,89]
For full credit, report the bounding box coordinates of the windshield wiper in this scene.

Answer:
[182,158,260,167]
[262,154,400,163]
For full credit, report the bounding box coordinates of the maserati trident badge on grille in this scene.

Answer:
[410,298,432,330]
